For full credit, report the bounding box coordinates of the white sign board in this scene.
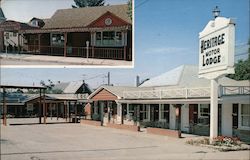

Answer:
[199,17,235,79]
[27,103,34,111]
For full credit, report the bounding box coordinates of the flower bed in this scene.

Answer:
[186,136,250,152]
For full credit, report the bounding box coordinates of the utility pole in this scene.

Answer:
[107,72,110,85]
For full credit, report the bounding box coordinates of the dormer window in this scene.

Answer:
[31,20,38,27]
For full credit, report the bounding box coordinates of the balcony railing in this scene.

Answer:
[21,45,126,60]
[123,86,250,100]
[221,86,250,96]
[123,87,211,99]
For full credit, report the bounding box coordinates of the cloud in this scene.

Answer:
[144,47,191,55]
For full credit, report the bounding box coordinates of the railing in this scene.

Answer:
[123,87,211,99]
[22,45,125,60]
[221,86,250,96]
[123,86,250,100]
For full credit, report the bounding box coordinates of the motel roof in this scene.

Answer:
[0,84,46,89]
[140,65,250,88]
[53,81,93,94]
[43,4,131,29]
[88,65,250,101]
[88,85,154,99]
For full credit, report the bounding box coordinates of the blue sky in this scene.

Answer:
[1,0,249,88]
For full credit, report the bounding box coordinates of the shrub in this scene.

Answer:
[212,136,241,147]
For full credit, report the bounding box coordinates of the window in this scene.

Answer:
[115,32,122,41]
[103,31,115,40]
[128,104,134,116]
[198,104,210,125]
[140,105,148,120]
[160,104,169,121]
[199,104,210,117]
[13,32,17,37]
[241,104,250,127]
[5,32,9,39]
[96,32,101,40]
[95,31,123,46]
[51,34,64,46]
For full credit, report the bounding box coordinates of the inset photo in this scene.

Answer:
[0,0,133,67]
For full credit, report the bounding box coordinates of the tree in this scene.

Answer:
[227,39,250,80]
[127,0,132,20]
[72,0,105,8]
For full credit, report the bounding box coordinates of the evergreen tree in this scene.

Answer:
[72,0,105,8]
[127,0,132,20]
[227,39,250,80]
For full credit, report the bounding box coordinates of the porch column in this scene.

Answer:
[64,32,67,57]
[18,33,20,53]
[43,90,46,124]
[107,102,111,123]
[136,105,140,126]
[174,104,182,130]
[159,104,162,121]
[68,101,70,122]
[210,79,219,140]
[56,103,59,120]
[3,87,7,126]
[123,31,127,60]
[91,32,95,58]
[116,102,122,124]
[39,89,42,124]
[38,34,41,54]
[74,102,77,123]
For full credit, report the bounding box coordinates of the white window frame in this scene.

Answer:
[198,104,210,118]
[51,33,64,46]
[160,104,169,121]
[239,103,250,130]
[94,31,125,47]
[141,104,148,120]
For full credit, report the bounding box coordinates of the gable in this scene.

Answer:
[91,88,118,101]
[88,11,130,28]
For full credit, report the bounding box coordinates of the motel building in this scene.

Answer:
[0,4,132,61]
[84,65,250,143]
[0,81,92,124]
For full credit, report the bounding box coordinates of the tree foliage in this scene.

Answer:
[227,40,250,80]
[39,79,63,94]
[127,0,132,20]
[72,0,105,8]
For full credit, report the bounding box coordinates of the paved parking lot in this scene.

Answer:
[1,119,250,160]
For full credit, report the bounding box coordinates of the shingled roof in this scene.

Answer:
[43,4,131,29]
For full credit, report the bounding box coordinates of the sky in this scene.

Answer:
[1,0,128,22]
[1,0,249,88]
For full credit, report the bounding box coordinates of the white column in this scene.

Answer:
[169,104,176,130]
[148,104,151,121]
[210,79,218,141]
[159,104,162,121]
[117,102,122,124]
[221,103,232,136]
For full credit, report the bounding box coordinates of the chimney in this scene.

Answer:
[135,75,140,87]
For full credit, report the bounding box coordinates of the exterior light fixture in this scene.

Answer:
[212,6,220,19]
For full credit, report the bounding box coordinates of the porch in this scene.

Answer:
[20,29,132,61]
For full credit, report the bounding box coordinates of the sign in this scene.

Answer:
[199,17,235,79]
[27,103,34,111]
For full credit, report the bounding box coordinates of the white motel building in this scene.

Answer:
[86,65,250,143]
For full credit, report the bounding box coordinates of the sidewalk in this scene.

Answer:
[0,53,132,66]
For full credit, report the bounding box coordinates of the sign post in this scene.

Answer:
[198,9,235,142]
